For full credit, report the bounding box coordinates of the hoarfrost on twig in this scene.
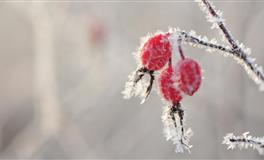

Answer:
[194,0,264,91]
[161,103,193,153]
[223,132,264,155]
[122,69,149,101]
[123,0,264,155]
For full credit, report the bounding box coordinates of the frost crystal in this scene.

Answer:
[223,132,264,155]
[122,69,148,102]
[161,104,193,153]
[168,27,264,91]
[195,0,225,30]
[168,28,180,59]
[194,0,264,91]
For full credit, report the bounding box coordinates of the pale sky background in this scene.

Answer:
[0,0,264,159]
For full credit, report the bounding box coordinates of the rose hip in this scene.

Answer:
[158,66,182,104]
[176,58,202,96]
[140,34,171,71]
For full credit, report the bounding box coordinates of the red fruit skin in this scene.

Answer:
[140,34,171,71]
[176,58,202,96]
[158,66,182,104]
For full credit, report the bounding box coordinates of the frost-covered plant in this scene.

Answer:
[123,0,264,154]
[223,132,264,155]
[161,103,194,153]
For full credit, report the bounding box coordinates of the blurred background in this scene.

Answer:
[0,0,264,159]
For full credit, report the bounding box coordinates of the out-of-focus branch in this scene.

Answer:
[5,3,62,157]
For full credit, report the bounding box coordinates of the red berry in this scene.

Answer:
[158,66,182,104]
[140,34,172,71]
[176,58,202,96]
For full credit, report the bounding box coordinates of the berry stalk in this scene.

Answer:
[170,28,264,91]
[177,37,185,60]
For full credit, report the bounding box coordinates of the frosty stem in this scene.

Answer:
[172,28,264,89]
[223,132,264,155]
[168,58,172,67]
[169,103,189,149]
[197,0,264,88]
[177,38,185,60]
[229,138,264,148]
[176,30,234,54]
[201,0,237,49]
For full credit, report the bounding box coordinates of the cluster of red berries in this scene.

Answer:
[136,32,202,105]
[123,31,203,152]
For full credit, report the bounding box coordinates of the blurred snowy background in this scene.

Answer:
[0,0,264,159]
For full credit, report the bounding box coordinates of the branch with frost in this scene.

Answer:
[123,27,264,103]
[223,132,264,155]
[195,0,264,90]
[122,67,154,104]
[175,29,233,54]
[195,0,264,155]
[171,28,264,91]
[123,0,264,155]
[162,103,193,153]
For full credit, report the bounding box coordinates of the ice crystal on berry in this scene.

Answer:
[123,0,264,155]
[140,33,172,71]
[158,66,183,104]
[175,58,202,96]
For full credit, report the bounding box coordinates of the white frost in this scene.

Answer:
[223,132,264,155]
[161,105,193,153]
[122,70,148,100]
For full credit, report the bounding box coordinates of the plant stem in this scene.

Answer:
[177,38,185,60]
[194,0,264,88]
[201,0,238,50]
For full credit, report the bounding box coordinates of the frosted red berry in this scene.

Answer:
[176,58,202,96]
[140,33,172,71]
[158,66,182,104]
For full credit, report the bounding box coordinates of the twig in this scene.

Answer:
[194,0,264,90]
[162,103,193,153]
[177,37,186,60]
[223,132,264,155]
[201,0,238,49]
[175,29,234,54]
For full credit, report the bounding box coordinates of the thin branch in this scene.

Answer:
[223,132,264,155]
[177,37,186,60]
[195,0,264,91]
[201,0,237,49]
[169,29,264,91]
[176,30,234,54]
[162,103,193,153]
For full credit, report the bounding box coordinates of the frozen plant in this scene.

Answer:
[122,0,264,154]
[223,132,264,155]
[158,58,201,152]
[161,103,193,153]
